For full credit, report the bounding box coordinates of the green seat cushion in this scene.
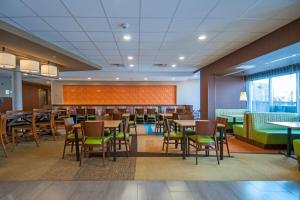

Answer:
[156,121,164,125]
[57,115,68,120]
[84,136,112,145]
[116,133,129,139]
[253,129,300,145]
[129,121,136,125]
[293,139,300,156]
[67,133,83,140]
[189,135,214,144]
[147,114,156,118]
[87,115,96,119]
[77,115,86,120]
[185,128,196,136]
[164,131,182,139]
[136,114,144,118]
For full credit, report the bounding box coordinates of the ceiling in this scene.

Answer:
[0,0,300,81]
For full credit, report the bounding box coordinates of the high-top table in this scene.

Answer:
[72,120,122,161]
[173,120,226,160]
[267,122,300,157]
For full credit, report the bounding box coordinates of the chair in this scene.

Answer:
[118,108,127,114]
[62,118,83,159]
[87,108,96,120]
[176,108,185,114]
[162,118,182,154]
[135,108,145,123]
[112,112,122,120]
[76,108,86,122]
[166,108,175,114]
[36,111,57,140]
[128,114,137,134]
[116,117,130,156]
[0,115,8,157]
[146,108,156,123]
[178,114,196,136]
[12,111,39,149]
[216,117,230,157]
[155,114,164,133]
[188,120,219,165]
[80,120,112,166]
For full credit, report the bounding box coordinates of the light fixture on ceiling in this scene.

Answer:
[128,56,133,60]
[198,35,207,40]
[178,56,185,60]
[123,35,131,41]
[87,77,92,80]
[129,64,134,67]
[20,59,40,73]
[239,92,247,101]
[0,48,16,69]
[236,65,255,69]
[171,64,176,68]
[41,64,58,77]
[144,77,148,81]
[116,77,120,80]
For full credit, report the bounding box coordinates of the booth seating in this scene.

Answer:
[215,109,246,129]
[293,139,300,171]
[233,112,249,138]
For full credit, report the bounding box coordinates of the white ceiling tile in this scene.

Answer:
[102,0,139,17]
[164,32,195,43]
[0,0,36,17]
[101,49,120,56]
[139,49,157,56]
[118,42,138,50]
[197,18,232,32]
[140,18,171,32]
[94,42,118,50]
[70,41,96,49]
[44,17,82,31]
[140,42,161,50]
[87,32,115,42]
[32,31,65,41]
[80,49,101,56]
[175,0,219,18]
[77,18,110,31]
[209,0,257,18]
[59,31,90,41]
[109,18,139,32]
[22,0,70,17]
[53,41,73,48]
[120,49,139,55]
[0,17,26,30]
[141,0,179,18]
[12,17,53,31]
[140,33,165,42]
[62,0,106,17]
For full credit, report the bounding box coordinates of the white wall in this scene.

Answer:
[176,79,200,110]
[0,77,12,97]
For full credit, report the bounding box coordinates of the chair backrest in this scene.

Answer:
[105,108,114,115]
[166,108,175,114]
[76,108,86,116]
[178,114,194,120]
[64,117,74,135]
[31,111,38,133]
[118,108,127,114]
[216,117,228,133]
[122,116,129,133]
[113,112,122,120]
[163,118,171,137]
[87,108,96,115]
[81,120,105,138]
[176,108,185,114]
[195,120,217,137]
[172,113,179,120]
[135,108,144,115]
[147,108,156,115]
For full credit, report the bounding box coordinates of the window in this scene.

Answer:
[249,79,269,112]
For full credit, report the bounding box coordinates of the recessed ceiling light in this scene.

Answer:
[172,77,175,81]
[123,35,131,41]
[87,77,92,80]
[128,56,133,60]
[178,56,185,60]
[144,77,148,81]
[171,64,176,68]
[198,35,207,40]
[236,65,255,69]
[116,77,120,80]
[129,64,134,67]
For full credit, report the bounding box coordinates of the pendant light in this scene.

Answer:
[0,47,16,69]
[41,64,58,77]
[20,59,40,73]
[240,73,247,101]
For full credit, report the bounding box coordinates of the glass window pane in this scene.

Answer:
[249,78,269,112]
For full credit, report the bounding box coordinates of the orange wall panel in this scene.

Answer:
[63,85,176,105]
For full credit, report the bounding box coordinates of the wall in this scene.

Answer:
[0,77,12,97]
[176,79,200,110]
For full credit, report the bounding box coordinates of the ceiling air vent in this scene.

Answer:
[110,63,125,67]
[153,64,168,67]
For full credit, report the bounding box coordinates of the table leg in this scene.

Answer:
[287,127,292,157]
[74,127,80,161]
[182,126,186,159]
[219,130,224,160]
[233,117,236,124]
[113,127,117,161]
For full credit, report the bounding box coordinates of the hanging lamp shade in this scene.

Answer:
[0,52,16,69]
[20,59,40,73]
[41,64,58,77]
[239,91,247,101]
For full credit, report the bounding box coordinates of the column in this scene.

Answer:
[11,70,23,110]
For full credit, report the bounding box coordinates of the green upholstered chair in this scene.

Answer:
[146,108,156,123]
[76,108,86,122]
[62,118,83,159]
[162,118,182,154]
[178,113,196,136]
[117,108,127,114]
[135,108,145,123]
[128,114,137,134]
[155,115,164,133]
[248,112,300,146]
[86,108,96,120]
[293,139,300,171]
[80,120,112,166]
[188,120,219,165]
[116,117,130,156]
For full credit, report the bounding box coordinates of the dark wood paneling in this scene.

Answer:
[0,97,12,113]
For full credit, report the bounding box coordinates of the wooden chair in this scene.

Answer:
[178,114,196,136]
[216,117,230,157]
[36,110,57,140]
[135,108,145,123]
[117,108,127,114]
[166,108,175,114]
[188,120,219,165]
[116,117,130,156]
[80,121,112,166]
[176,108,185,114]
[76,108,86,122]
[62,117,82,159]
[87,108,96,120]
[0,114,8,157]
[146,108,156,123]
[12,111,39,149]
[155,114,164,133]
[162,118,182,154]
[128,114,137,135]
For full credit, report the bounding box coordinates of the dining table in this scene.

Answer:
[221,114,244,124]
[158,113,173,119]
[173,120,226,160]
[72,120,122,162]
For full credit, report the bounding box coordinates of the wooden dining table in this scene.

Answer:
[158,113,173,119]
[173,120,226,160]
[72,120,122,162]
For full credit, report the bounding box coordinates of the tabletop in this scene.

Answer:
[159,113,173,117]
[267,122,300,129]
[221,114,244,118]
[73,120,122,129]
[174,120,225,128]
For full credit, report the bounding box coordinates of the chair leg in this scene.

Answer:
[175,140,178,149]
[71,141,74,152]
[225,137,231,157]
[0,135,8,157]
[62,141,67,159]
[79,145,84,167]
[196,146,198,165]
[51,127,56,141]
[215,143,220,165]
[166,139,169,155]
[33,132,40,147]
[119,140,121,150]
[12,128,16,151]
[102,144,105,166]
[124,139,129,157]
[135,126,137,135]
[162,137,165,150]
